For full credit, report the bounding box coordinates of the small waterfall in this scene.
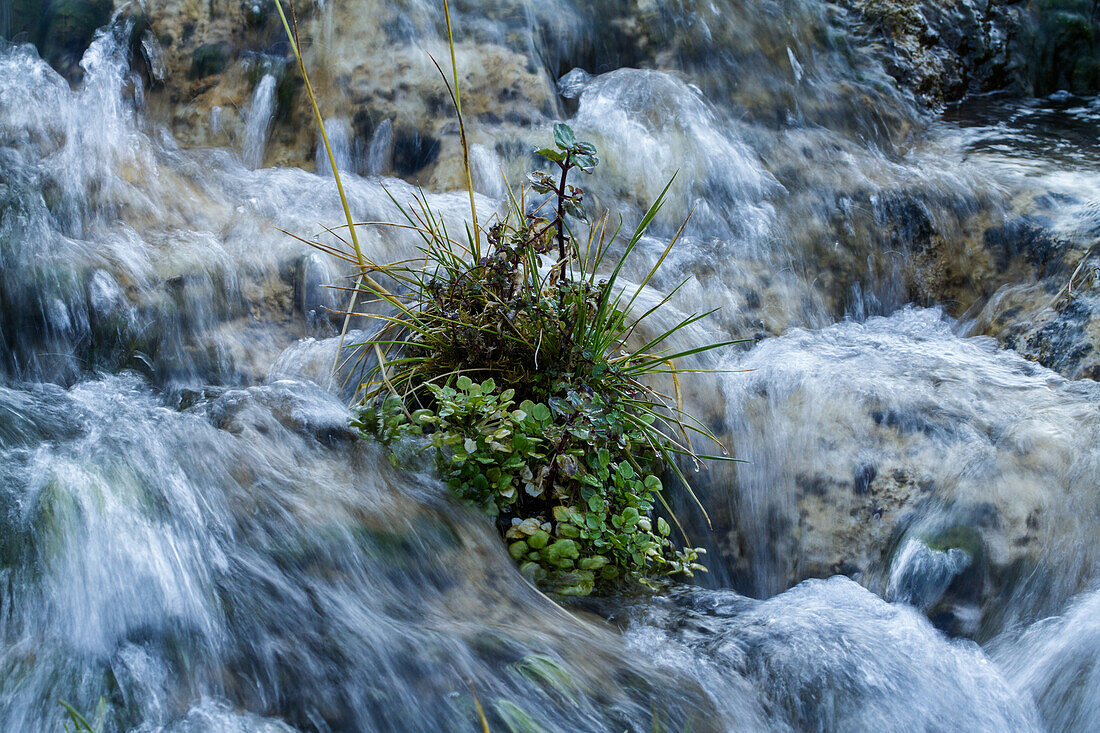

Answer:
[470,143,506,199]
[367,118,395,176]
[315,117,354,177]
[241,73,276,169]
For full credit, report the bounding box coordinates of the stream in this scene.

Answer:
[2,1,1100,730]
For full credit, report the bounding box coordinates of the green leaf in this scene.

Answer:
[578,556,608,570]
[657,517,671,537]
[535,147,566,164]
[494,699,550,733]
[530,403,552,424]
[554,122,576,150]
[456,375,473,391]
[546,539,579,560]
[573,154,598,172]
[515,517,543,535]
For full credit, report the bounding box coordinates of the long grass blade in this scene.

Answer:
[441,0,481,259]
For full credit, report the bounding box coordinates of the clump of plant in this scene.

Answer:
[276,0,738,596]
[344,122,739,594]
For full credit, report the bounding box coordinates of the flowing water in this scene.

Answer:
[2,2,1100,731]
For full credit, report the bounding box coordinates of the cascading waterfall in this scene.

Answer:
[3,1,1100,731]
[366,119,394,177]
[242,74,278,169]
[315,118,355,177]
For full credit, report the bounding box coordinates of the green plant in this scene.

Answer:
[340,121,741,594]
[359,374,705,594]
[276,0,740,595]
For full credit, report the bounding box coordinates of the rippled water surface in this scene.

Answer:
[3,2,1100,731]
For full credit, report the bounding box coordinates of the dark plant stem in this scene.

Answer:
[555,155,571,266]
[543,412,580,498]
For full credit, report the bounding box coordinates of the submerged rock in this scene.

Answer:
[625,579,1041,732]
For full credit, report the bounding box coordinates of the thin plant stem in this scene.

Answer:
[442,0,482,260]
[274,0,406,390]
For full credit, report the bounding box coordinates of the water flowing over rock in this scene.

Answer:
[3,0,1100,730]
[695,308,1100,639]
[624,579,1042,731]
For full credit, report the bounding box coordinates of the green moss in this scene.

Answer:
[923,525,985,560]
[188,43,230,79]
[43,0,113,56]
[1,0,112,75]
[0,0,47,45]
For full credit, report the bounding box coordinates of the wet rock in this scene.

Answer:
[109,0,559,179]
[1022,0,1100,95]
[853,463,877,495]
[886,536,972,611]
[204,380,358,446]
[846,0,1025,106]
[984,215,1065,271]
[971,195,1100,380]
[391,127,440,177]
[699,309,1100,638]
[845,0,1100,102]
[0,0,48,49]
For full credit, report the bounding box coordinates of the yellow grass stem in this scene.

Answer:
[274,0,410,389]
[442,0,482,260]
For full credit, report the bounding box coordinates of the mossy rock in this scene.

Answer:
[923,525,985,560]
[41,0,114,76]
[241,0,275,29]
[916,524,993,636]
[2,0,112,77]
[189,43,232,79]
[0,0,48,45]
